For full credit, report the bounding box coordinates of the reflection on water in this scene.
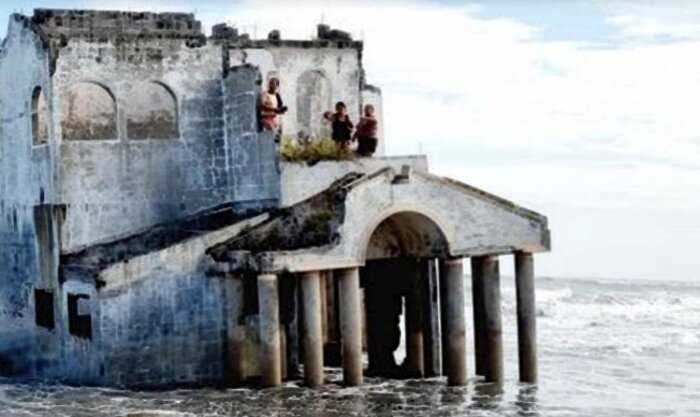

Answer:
[470,382,504,412]
[514,385,539,417]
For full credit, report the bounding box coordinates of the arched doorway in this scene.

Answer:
[361,211,450,378]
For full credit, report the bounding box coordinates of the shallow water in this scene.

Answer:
[2,277,699,417]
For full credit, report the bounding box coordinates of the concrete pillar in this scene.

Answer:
[224,274,246,386]
[515,252,538,383]
[301,271,324,387]
[405,261,425,377]
[482,256,504,384]
[471,257,487,376]
[337,267,363,386]
[258,273,282,388]
[438,259,449,376]
[423,259,442,377]
[443,259,468,386]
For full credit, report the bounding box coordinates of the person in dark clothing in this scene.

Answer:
[324,101,354,150]
[354,104,378,157]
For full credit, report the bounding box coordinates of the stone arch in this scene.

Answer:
[356,204,455,265]
[61,82,117,141]
[126,81,179,140]
[296,70,332,140]
[360,209,451,378]
[31,86,49,145]
[361,209,452,262]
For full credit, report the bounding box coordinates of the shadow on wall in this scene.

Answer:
[0,336,34,376]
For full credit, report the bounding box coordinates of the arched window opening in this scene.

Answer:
[32,87,49,145]
[296,70,332,140]
[126,82,179,140]
[61,82,117,141]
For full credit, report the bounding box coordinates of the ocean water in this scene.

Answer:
[1,277,699,417]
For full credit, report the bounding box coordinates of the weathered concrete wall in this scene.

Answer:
[53,38,278,252]
[229,46,365,141]
[280,155,428,206]
[98,271,228,387]
[1,9,284,381]
[54,39,222,252]
[0,15,58,377]
[223,65,281,209]
[70,213,269,387]
[0,15,97,383]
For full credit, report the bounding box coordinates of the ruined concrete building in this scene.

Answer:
[0,9,550,389]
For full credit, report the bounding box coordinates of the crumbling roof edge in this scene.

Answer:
[28,8,207,47]
[4,13,51,50]
[217,38,363,50]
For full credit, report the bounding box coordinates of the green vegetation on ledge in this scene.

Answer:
[280,136,355,164]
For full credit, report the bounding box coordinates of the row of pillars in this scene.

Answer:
[462,252,538,385]
[227,251,537,388]
[254,268,363,387]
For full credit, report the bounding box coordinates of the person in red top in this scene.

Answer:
[354,104,379,157]
[259,77,288,138]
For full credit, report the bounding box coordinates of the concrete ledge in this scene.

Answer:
[280,155,429,206]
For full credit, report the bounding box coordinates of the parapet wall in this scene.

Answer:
[32,9,203,41]
[280,156,429,207]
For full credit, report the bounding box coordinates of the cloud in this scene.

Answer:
[600,0,700,42]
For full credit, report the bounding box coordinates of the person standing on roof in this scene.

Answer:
[259,77,288,139]
[354,104,378,157]
[323,101,354,150]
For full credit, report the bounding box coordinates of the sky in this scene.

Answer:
[2,0,700,282]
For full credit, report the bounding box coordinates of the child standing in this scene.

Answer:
[259,77,288,137]
[354,104,378,157]
[324,101,354,150]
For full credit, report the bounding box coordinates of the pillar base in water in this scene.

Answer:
[338,268,363,386]
[443,259,467,386]
[258,273,282,388]
[301,271,325,387]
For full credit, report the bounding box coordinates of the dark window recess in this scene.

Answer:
[34,289,55,329]
[243,273,259,316]
[68,293,92,339]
